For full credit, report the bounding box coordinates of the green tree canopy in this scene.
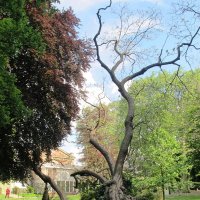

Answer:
[0,0,92,188]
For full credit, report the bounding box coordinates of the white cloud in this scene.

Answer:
[124,80,132,90]
[61,133,83,165]
[109,80,132,95]
[110,82,118,95]
[56,0,105,12]
[56,0,131,12]
[81,70,111,107]
[83,71,96,85]
[102,12,160,39]
[55,0,163,14]
[81,85,110,108]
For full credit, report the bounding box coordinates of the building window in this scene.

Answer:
[65,181,70,193]
[57,181,65,193]
[57,181,75,193]
[70,181,74,193]
[64,181,75,193]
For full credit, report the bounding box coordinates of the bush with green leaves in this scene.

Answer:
[26,185,35,194]
[134,189,154,200]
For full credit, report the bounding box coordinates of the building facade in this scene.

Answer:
[31,149,78,195]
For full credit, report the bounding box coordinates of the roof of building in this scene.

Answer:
[42,148,74,166]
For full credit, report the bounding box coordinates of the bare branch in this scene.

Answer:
[93,0,126,95]
[81,97,106,132]
[121,25,200,84]
[111,40,125,72]
[93,0,112,74]
[90,138,115,176]
[81,92,115,176]
[71,169,107,184]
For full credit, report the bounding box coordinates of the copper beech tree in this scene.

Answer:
[71,1,200,199]
[0,1,92,200]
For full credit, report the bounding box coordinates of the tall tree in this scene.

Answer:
[0,1,92,199]
[71,1,200,199]
[0,0,44,181]
[185,105,200,184]
[0,0,44,129]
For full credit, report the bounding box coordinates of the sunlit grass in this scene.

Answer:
[1,193,199,200]
[0,194,80,200]
[166,195,200,200]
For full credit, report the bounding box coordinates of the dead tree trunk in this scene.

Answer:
[33,166,67,200]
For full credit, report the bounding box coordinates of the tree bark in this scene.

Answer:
[33,166,67,200]
[107,182,136,200]
[162,184,165,200]
[161,167,165,200]
[42,183,50,200]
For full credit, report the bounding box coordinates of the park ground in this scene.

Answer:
[0,194,80,200]
[0,193,200,200]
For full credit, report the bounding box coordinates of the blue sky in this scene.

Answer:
[55,0,200,100]
[56,0,200,162]
[55,0,164,98]
[57,0,159,161]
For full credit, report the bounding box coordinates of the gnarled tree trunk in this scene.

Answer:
[71,0,200,199]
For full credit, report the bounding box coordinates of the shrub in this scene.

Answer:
[135,189,154,200]
[26,186,35,193]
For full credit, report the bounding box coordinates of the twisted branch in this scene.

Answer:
[71,169,107,184]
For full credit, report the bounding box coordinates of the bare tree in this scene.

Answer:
[72,1,200,199]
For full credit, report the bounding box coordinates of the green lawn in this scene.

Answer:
[166,195,200,200]
[0,194,199,200]
[68,194,80,200]
[0,194,80,200]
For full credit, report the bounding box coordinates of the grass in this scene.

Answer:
[0,193,199,200]
[68,194,80,200]
[166,195,200,200]
[21,193,40,197]
[50,194,80,200]
[0,194,80,200]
